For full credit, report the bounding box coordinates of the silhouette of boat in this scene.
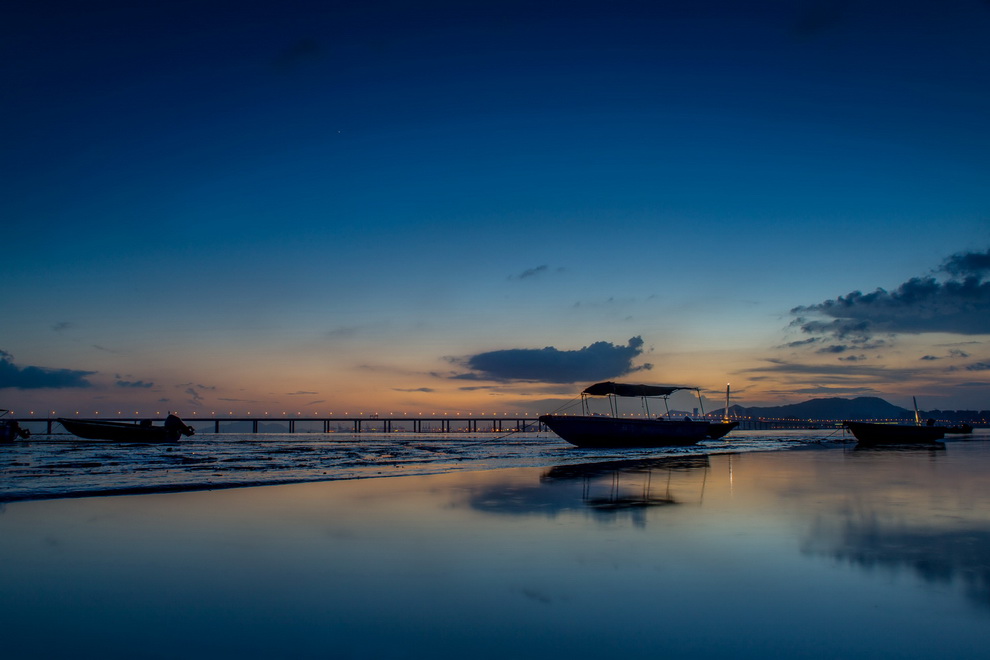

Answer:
[1,410,30,443]
[843,421,946,445]
[844,397,949,445]
[944,423,973,434]
[58,414,195,442]
[539,382,738,448]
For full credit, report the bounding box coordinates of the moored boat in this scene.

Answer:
[843,420,946,445]
[1,410,30,443]
[539,382,738,448]
[58,414,195,442]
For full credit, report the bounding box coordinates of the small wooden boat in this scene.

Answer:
[58,414,195,442]
[843,420,946,445]
[539,381,738,448]
[844,397,953,446]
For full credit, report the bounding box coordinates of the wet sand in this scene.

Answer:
[2,437,989,658]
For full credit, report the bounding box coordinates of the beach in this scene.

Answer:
[2,432,989,658]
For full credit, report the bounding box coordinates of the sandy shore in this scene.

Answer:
[2,437,989,658]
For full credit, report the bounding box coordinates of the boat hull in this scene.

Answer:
[843,421,946,445]
[58,418,184,442]
[539,415,714,448]
[707,421,739,440]
[1,420,30,443]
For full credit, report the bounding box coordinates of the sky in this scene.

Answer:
[3,0,989,418]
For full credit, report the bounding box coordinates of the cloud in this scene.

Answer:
[393,387,435,393]
[454,336,650,383]
[178,382,216,406]
[791,249,990,346]
[510,265,566,281]
[0,350,95,389]
[514,265,548,279]
[115,379,154,388]
[966,362,990,372]
[940,248,990,278]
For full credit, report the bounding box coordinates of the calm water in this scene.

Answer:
[1,432,989,658]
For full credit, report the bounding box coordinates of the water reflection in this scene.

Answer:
[470,456,710,526]
[801,443,990,611]
[851,442,946,453]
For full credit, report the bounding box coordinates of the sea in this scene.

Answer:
[0,426,952,502]
[4,428,990,658]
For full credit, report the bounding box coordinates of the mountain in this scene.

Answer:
[715,397,912,421]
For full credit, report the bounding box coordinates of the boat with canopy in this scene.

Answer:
[539,381,738,448]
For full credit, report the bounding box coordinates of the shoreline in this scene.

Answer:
[2,428,971,504]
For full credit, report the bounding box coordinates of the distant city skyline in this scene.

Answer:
[3,1,988,415]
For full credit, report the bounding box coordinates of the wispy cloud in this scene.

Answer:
[115,378,154,388]
[509,265,564,281]
[453,336,650,383]
[178,382,217,406]
[0,350,94,389]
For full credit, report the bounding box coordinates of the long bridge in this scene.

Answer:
[14,416,549,435]
[8,415,908,436]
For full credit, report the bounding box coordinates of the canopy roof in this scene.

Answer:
[581,382,696,398]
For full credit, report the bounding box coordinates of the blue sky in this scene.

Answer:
[3,0,989,416]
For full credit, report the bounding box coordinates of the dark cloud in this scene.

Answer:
[115,379,154,388]
[791,249,990,346]
[940,248,990,278]
[0,350,94,389]
[455,337,650,383]
[393,387,435,393]
[52,321,73,333]
[966,362,990,372]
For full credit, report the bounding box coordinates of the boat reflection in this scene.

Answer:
[541,455,709,511]
[469,455,710,526]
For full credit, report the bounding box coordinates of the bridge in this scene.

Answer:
[14,416,548,435]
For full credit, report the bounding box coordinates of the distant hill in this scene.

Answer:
[715,397,912,421]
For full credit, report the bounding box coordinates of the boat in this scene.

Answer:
[1,410,30,443]
[944,423,973,434]
[843,397,946,445]
[843,420,946,445]
[539,381,738,448]
[58,413,195,442]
